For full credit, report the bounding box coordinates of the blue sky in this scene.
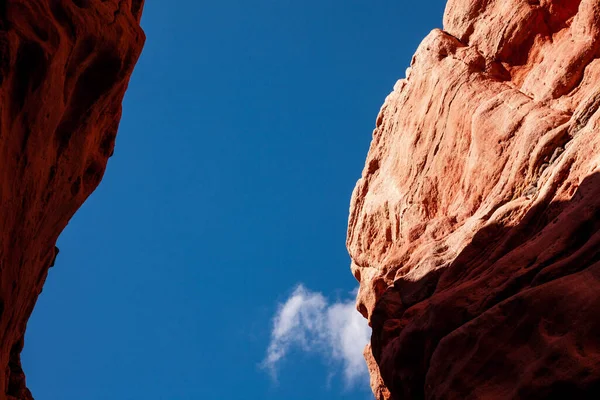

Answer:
[23,1,446,399]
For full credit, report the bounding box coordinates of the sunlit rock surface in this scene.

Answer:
[348,1,600,398]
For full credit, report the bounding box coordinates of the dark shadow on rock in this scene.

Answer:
[370,171,600,400]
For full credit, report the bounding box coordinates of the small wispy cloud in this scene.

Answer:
[262,284,371,387]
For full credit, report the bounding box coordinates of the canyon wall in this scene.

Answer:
[348,0,600,398]
[0,1,144,398]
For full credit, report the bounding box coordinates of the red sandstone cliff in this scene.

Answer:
[348,1,600,399]
[0,1,144,398]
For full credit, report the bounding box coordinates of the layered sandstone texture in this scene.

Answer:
[0,1,144,399]
[348,0,600,399]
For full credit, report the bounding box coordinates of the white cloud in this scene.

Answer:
[262,284,371,387]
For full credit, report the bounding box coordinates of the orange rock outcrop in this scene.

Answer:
[0,1,144,398]
[348,1,600,398]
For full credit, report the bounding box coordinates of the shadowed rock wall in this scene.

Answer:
[0,1,144,398]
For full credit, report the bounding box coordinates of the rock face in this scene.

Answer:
[348,1,600,398]
[0,1,144,398]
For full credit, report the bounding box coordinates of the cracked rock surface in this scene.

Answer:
[348,1,600,398]
[0,1,144,398]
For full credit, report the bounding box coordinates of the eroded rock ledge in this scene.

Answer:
[348,1,600,398]
[0,1,144,398]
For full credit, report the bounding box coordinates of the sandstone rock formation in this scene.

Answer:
[348,1,600,398]
[0,1,144,398]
